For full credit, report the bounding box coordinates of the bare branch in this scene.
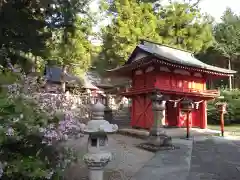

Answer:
[191,0,202,7]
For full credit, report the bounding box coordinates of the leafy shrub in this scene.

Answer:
[207,89,240,125]
[0,72,85,179]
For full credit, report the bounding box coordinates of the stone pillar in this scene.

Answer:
[104,94,113,123]
[139,89,172,151]
[148,89,171,147]
[83,101,118,180]
[149,100,166,136]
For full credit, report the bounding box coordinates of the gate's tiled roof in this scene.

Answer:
[137,40,236,74]
[107,40,237,76]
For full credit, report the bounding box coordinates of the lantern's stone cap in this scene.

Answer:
[215,102,227,106]
[84,120,118,133]
[91,101,105,112]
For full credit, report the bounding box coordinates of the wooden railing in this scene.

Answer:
[124,86,220,96]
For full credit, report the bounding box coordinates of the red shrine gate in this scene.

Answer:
[107,40,236,129]
[128,67,208,129]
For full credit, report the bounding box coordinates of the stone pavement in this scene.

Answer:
[187,137,240,180]
[64,134,240,180]
[130,138,193,180]
[132,136,240,180]
[118,128,220,139]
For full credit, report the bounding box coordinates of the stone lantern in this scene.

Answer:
[215,102,227,136]
[149,89,168,135]
[139,89,172,152]
[104,94,113,123]
[180,98,194,139]
[83,101,118,180]
[216,102,227,113]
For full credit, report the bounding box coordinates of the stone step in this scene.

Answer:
[114,115,130,119]
[112,119,130,123]
[113,117,130,121]
[111,120,131,126]
[114,111,130,115]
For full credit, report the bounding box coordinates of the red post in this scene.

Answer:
[201,100,207,129]
[216,102,226,137]
[186,111,190,139]
[220,111,224,137]
[180,98,193,139]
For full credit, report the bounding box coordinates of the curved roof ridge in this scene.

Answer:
[138,42,236,74]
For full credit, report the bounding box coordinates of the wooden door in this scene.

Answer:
[166,101,178,126]
[131,95,153,129]
[191,108,201,127]
[144,96,153,129]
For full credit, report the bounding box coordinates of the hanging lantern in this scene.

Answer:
[180,98,194,112]
[180,98,194,139]
[215,102,227,114]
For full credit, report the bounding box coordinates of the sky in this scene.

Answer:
[198,0,240,22]
[90,0,240,22]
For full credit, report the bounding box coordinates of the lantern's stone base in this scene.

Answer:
[83,152,112,180]
[138,134,176,152]
[148,134,172,146]
[138,143,177,152]
[83,152,112,169]
[180,136,193,140]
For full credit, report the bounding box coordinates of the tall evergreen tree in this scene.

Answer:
[157,1,213,52]
[100,0,161,69]
[99,0,214,69]
[213,8,240,89]
[49,16,92,76]
[0,0,51,72]
[46,0,94,92]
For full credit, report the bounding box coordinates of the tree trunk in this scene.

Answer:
[228,58,232,90]
[32,56,37,72]
[61,65,67,93]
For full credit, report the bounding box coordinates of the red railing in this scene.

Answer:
[124,86,220,97]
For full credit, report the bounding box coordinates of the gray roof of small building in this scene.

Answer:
[45,66,80,83]
[44,66,98,89]
[136,41,236,74]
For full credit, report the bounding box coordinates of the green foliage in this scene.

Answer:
[208,89,240,125]
[101,0,162,68]
[158,2,214,52]
[49,16,93,77]
[0,0,94,75]
[99,0,214,69]
[0,0,51,71]
[214,8,240,60]
[0,72,77,179]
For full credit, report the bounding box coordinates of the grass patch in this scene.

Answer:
[208,124,240,136]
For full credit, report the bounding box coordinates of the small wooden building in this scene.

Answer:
[107,40,237,129]
[44,66,99,93]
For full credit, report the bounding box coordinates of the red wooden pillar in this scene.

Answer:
[220,111,224,136]
[201,100,207,129]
